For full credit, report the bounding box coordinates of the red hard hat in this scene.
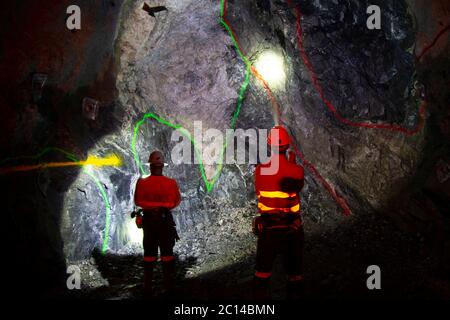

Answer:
[149,151,164,166]
[267,126,290,147]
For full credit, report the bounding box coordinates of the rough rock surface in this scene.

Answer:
[1,0,449,297]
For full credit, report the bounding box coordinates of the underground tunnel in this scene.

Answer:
[0,0,449,302]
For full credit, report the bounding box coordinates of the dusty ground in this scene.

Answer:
[59,211,450,300]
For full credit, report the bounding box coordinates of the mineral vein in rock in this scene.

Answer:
[289,0,426,135]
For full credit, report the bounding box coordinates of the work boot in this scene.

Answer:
[252,276,271,300]
[162,259,176,295]
[143,261,155,298]
[286,280,305,300]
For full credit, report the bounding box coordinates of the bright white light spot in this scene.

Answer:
[254,51,286,89]
[126,218,143,244]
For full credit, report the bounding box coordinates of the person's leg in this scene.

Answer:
[160,218,177,294]
[142,214,158,296]
[284,226,305,299]
[254,231,275,299]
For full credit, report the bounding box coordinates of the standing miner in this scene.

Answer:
[253,126,305,299]
[133,150,181,297]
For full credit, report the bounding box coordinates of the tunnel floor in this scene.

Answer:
[59,212,450,300]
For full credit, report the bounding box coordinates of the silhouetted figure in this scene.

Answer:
[253,126,305,300]
[134,151,181,297]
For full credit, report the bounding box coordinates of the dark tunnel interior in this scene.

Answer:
[0,0,449,301]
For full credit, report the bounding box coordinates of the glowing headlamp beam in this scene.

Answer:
[0,154,122,175]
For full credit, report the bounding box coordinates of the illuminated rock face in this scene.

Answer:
[100,0,426,262]
[1,0,448,293]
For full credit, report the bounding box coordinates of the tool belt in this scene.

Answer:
[143,207,171,218]
[142,208,180,241]
[253,213,302,236]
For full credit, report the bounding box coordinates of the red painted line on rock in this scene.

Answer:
[290,142,352,215]
[416,24,450,61]
[222,0,351,215]
[288,0,426,136]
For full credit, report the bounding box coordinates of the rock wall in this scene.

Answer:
[0,0,448,292]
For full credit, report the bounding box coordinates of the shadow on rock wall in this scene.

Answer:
[0,0,125,296]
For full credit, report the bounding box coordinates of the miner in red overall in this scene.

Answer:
[253,126,305,299]
[134,151,181,296]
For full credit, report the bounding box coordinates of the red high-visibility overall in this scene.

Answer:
[134,175,181,263]
[135,175,181,295]
[254,153,305,282]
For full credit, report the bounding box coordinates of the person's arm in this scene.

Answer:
[134,179,143,208]
[171,180,181,208]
